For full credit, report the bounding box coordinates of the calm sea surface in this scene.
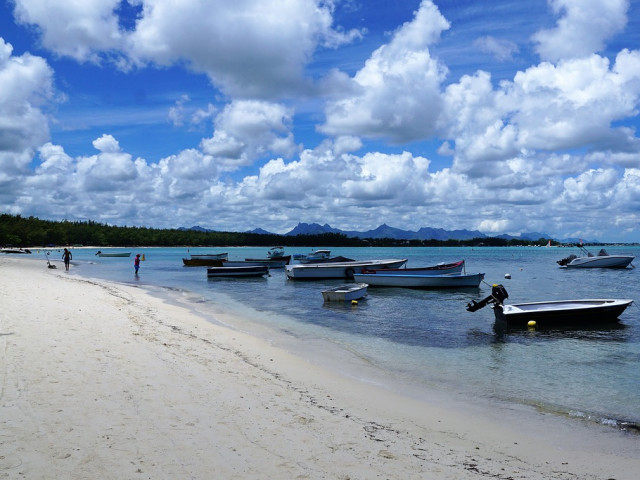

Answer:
[63,245,640,430]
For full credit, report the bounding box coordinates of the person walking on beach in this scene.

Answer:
[62,248,72,271]
[134,253,141,274]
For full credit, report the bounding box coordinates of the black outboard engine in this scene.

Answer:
[466,284,509,312]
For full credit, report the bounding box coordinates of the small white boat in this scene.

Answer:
[285,258,407,280]
[95,251,131,257]
[467,285,634,328]
[321,283,368,302]
[362,260,465,275]
[354,271,484,288]
[206,265,269,277]
[557,246,634,268]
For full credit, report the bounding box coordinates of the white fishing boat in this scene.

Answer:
[557,246,634,268]
[95,251,131,257]
[321,283,368,302]
[285,258,407,280]
[354,271,484,288]
[467,285,634,328]
[206,265,269,277]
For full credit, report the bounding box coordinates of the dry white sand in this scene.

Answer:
[1,256,638,479]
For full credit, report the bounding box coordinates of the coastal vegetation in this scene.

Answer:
[1,213,562,248]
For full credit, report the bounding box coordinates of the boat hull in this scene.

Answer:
[97,252,131,257]
[495,299,633,328]
[206,265,269,277]
[354,272,484,288]
[285,259,407,279]
[321,283,368,302]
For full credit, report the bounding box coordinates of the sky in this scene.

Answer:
[1,0,639,242]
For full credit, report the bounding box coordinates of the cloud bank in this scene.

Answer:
[1,0,639,241]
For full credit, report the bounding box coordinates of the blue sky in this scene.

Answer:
[1,0,639,241]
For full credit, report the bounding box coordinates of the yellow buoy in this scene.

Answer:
[351,300,358,305]
[527,320,537,328]
[141,254,146,261]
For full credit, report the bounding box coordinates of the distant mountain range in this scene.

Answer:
[185,222,596,243]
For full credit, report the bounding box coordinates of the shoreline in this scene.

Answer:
[1,256,638,479]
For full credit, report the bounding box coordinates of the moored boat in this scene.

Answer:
[557,246,634,268]
[296,249,355,264]
[206,265,269,277]
[95,251,131,257]
[285,258,407,280]
[1,248,31,254]
[361,260,465,275]
[466,284,634,328]
[243,247,291,267]
[183,258,224,267]
[354,271,484,288]
[233,257,291,268]
[321,283,368,302]
[190,252,228,260]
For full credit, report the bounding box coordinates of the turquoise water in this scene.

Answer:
[63,245,640,430]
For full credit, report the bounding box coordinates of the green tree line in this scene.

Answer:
[0,213,553,248]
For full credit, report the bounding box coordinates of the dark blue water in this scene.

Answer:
[63,245,640,430]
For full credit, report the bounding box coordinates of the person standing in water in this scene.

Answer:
[62,248,72,271]
[134,253,141,274]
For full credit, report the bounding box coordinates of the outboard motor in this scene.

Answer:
[466,284,509,312]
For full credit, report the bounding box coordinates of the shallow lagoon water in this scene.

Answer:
[66,245,640,429]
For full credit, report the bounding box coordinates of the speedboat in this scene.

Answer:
[467,285,633,328]
[557,246,634,268]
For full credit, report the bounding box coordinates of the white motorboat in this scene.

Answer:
[354,271,484,288]
[557,246,634,268]
[321,283,368,302]
[467,285,634,328]
[285,258,407,279]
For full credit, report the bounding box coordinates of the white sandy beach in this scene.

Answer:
[1,256,638,479]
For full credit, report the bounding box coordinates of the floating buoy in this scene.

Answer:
[351,300,358,305]
[504,273,511,279]
[141,254,146,261]
[527,320,537,328]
